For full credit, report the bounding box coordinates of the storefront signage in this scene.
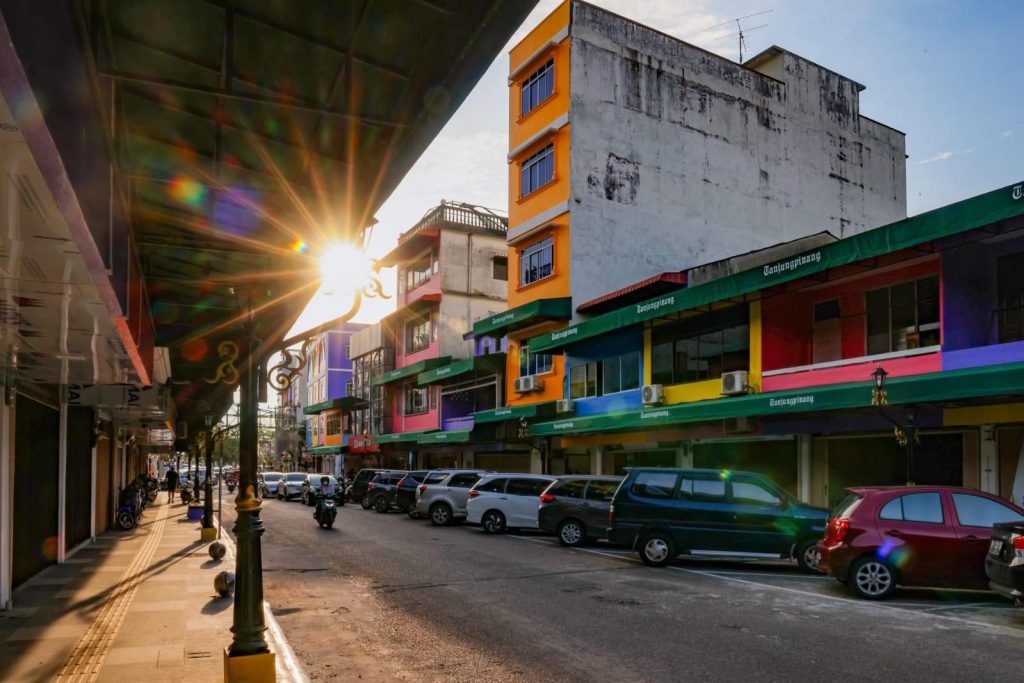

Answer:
[767,395,815,408]
[762,251,822,279]
[1013,183,1023,201]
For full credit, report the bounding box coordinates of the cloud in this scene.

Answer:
[1002,129,1014,138]
[913,148,974,165]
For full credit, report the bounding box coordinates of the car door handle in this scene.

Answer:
[965,535,983,543]
[885,529,904,537]
[499,497,508,500]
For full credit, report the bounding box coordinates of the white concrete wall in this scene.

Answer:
[439,230,508,300]
[349,323,385,359]
[566,2,906,312]
[438,295,506,359]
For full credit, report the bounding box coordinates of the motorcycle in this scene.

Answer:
[142,476,159,505]
[116,482,143,530]
[226,479,237,494]
[180,479,194,504]
[314,494,337,529]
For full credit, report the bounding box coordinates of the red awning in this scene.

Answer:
[576,272,687,315]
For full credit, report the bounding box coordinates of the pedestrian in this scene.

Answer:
[165,466,179,503]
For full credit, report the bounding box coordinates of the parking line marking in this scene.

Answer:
[506,535,1024,637]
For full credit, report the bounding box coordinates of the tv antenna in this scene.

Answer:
[697,9,772,62]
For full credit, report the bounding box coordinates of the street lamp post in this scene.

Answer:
[870,366,917,485]
[202,414,215,536]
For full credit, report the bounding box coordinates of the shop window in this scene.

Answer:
[520,58,554,116]
[520,236,554,286]
[519,344,552,377]
[569,352,641,399]
[520,144,554,197]
[651,306,749,385]
[997,251,1024,343]
[866,275,940,355]
[404,383,428,415]
[569,362,599,399]
[812,299,842,363]
[325,412,340,436]
[405,252,433,292]
[493,256,508,281]
[406,316,432,353]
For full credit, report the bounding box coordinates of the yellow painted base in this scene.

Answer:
[200,526,217,541]
[224,648,276,683]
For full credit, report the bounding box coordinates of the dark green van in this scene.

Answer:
[609,468,827,572]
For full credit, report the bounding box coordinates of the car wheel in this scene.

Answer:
[429,503,453,526]
[374,496,388,514]
[360,495,373,510]
[849,556,897,600]
[639,531,674,567]
[557,519,586,547]
[796,539,823,574]
[482,510,507,534]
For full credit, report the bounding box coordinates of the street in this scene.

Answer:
[226,496,1024,682]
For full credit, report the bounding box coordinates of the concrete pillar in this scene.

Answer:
[529,448,543,474]
[590,447,603,475]
[57,401,67,564]
[980,425,999,494]
[1,404,13,609]
[675,443,693,469]
[90,442,97,541]
[797,435,812,503]
[462,451,474,469]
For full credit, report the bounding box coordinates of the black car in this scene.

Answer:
[986,521,1024,604]
[349,468,405,507]
[538,476,623,546]
[366,471,409,512]
[609,468,827,572]
[384,470,431,514]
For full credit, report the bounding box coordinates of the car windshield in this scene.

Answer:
[286,473,306,481]
[832,492,863,518]
[262,472,282,481]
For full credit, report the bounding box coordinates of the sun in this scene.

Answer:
[318,242,372,295]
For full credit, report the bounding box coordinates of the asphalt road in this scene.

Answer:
[224,494,1024,682]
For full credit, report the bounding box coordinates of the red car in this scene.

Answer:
[818,486,1024,600]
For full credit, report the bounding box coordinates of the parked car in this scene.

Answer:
[414,469,488,526]
[610,468,827,572]
[259,471,284,498]
[818,486,1024,599]
[387,470,431,515]
[300,474,343,506]
[349,468,405,507]
[367,471,409,512]
[276,472,309,501]
[466,474,558,533]
[539,476,624,546]
[986,521,1024,604]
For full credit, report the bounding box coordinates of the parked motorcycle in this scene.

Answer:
[180,479,194,504]
[116,483,143,530]
[314,494,337,529]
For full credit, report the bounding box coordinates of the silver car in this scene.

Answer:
[260,471,284,497]
[415,470,487,526]
[276,472,308,501]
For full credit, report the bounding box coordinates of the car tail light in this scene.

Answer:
[418,484,427,494]
[609,503,615,523]
[824,517,850,546]
[396,477,407,488]
[367,482,376,489]
[539,493,555,504]
[468,490,480,498]
[1013,536,1024,552]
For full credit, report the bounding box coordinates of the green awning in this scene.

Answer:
[417,353,506,385]
[302,396,365,415]
[372,430,436,445]
[472,298,572,338]
[308,445,345,455]
[372,357,451,386]
[531,362,1024,436]
[529,182,1024,353]
[417,430,473,444]
[473,401,557,423]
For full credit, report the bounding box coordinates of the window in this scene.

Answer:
[603,352,640,394]
[520,58,554,116]
[405,252,433,292]
[651,307,749,385]
[679,477,726,502]
[812,299,842,363]
[519,344,553,377]
[552,479,586,499]
[476,478,508,493]
[569,363,599,399]
[585,480,618,501]
[865,276,940,355]
[406,317,432,353]
[404,384,428,415]
[952,493,1024,528]
[878,493,944,524]
[997,251,1024,343]
[520,236,554,286]
[507,478,551,496]
[424,472,449,485]
[520,144,554,197]
[493,257,508,281]
[325,413,340,436]
[447,473,481,488]
[731,480,782,506]
[630,471,678,499]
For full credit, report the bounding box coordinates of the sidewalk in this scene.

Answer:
[0,496,301,682]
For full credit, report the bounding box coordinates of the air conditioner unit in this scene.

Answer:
[721,370,749,396]
[556,399,574,414]
[514,375,543,394]
[642,384,664,406]
[723,416,756,434]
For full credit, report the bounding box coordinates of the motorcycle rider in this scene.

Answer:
[314,476,334,520]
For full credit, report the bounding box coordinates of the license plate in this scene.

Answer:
[989,538,1004,556]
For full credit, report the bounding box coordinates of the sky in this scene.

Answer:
[288,0,1024,336]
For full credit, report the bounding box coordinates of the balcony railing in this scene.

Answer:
[397,201,508,243]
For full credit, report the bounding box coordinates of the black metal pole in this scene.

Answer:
[203,430,214,528]
[906,409,916,485]
[229,319,269,657]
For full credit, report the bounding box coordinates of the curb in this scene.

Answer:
[213,516,308,683]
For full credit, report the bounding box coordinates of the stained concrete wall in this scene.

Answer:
[439,230,508,300]
[438,295,506,359]
[566,2,906,314]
